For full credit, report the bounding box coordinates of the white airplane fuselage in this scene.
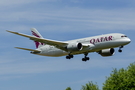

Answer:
[7,29,131,61]
[36,33,130,57]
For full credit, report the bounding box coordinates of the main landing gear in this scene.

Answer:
[66,53,90,62]
[118,46,123,52]
[82,53,90,62]
[66,54,74,59]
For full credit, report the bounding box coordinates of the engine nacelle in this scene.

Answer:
[67,43,82,52]
[99,48,115,57]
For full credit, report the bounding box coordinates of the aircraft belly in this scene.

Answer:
[38,49,68,57]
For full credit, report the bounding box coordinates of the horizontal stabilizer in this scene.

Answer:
[15,47,41,53]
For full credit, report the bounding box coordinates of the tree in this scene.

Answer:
[65,87,72,90]
[65,62,135,90]
[81,81,99,90]
[103,62,135,90]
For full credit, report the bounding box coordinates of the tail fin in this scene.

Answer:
[31,28,44,48]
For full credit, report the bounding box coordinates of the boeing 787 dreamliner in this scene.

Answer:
[7,28,131,61]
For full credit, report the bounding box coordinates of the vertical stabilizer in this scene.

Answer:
[31,28,44,48]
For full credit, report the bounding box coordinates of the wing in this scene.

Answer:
[7,30,68,51]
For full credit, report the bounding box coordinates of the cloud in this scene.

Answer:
[1,7,135,35]
[1,1,135,36]
[0,0,57,7]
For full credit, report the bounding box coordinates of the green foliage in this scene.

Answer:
[81,81,99,90]
[65,62,135,90]
[65,87,72,90]
[103,62,135,90]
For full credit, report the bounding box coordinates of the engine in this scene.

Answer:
[99,48,115,57]
[66,43,83,52]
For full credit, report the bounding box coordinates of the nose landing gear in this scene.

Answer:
[118,46,123,52]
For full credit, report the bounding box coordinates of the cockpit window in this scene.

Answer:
[121,35,127,37]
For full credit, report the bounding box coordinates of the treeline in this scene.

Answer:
[65,62,135,90]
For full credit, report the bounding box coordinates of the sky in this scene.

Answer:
[0,0,135,90]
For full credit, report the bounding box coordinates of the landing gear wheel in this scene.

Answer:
[118,49,122,52]
[82,58,87,61]
[66,54,74,59]
[66,56,71,59]
[86,57,90,60]
[69,55,74,58]
[82,57,90,61]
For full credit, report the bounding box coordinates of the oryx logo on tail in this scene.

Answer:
[31,28,44,48]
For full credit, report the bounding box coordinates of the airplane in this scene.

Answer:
[6,28,131,61]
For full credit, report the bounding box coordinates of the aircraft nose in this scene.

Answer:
[125,38,131,44]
